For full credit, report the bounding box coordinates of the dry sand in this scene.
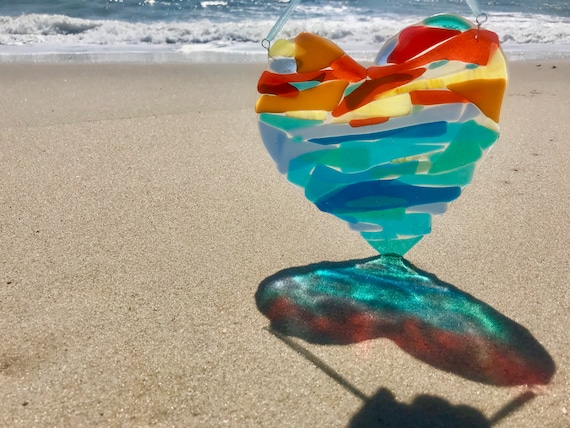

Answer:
[0,60,568,427]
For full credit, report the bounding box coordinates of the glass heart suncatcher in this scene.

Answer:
[256,14,508,256]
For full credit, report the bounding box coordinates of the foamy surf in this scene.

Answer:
[1,4,569,62]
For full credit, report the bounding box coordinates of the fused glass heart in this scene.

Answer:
[256,14,508,256]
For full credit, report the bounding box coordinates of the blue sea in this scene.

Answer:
[1,0,569,62]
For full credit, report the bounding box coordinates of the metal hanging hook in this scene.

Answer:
[475,12,488,40]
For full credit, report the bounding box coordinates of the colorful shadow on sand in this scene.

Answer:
[256,256,554,386]
[256,14,508,256]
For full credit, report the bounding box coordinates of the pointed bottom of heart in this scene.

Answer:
[256,256,555,386]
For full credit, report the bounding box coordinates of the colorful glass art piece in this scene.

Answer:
[256,14,508,256]
[256,256,555,386]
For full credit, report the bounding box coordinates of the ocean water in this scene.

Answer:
[1,0,569,62]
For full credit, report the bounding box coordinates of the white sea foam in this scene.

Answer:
[0,12,569,62]
[201,1,229,7]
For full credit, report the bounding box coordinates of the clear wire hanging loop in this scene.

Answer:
[261,0,486,50]
[464,0,482,18]
[262,0,302,50]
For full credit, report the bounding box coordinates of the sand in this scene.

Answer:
[0,60,568,427]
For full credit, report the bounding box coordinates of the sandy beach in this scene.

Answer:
[1,59,568,427]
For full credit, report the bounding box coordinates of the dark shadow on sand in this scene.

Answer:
[268,328,537,428]
[349,387,536,428]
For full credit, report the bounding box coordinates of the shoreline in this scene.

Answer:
[1,44,570,64]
